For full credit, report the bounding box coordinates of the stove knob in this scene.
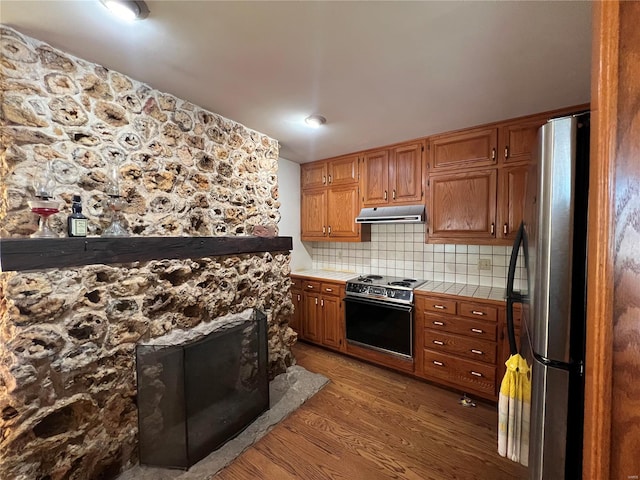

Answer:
[388,290,396,298]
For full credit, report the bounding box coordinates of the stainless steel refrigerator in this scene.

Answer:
[506,111,590,479]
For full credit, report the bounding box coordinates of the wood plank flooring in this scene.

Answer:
[214,342,528,480]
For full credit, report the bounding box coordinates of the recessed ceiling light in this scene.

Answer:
[99,0,150,21]
[304,115,327,128]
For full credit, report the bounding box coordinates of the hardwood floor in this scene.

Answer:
[214,342,528,480]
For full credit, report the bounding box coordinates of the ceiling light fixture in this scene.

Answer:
[304,114,327,128]
[99,0,150,21]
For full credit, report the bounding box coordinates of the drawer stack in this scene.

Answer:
[416,294,502,400]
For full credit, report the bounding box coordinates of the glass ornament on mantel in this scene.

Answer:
[28,163,62,238]
[102,163,129,237]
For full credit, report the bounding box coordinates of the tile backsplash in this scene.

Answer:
[308,224,525,288]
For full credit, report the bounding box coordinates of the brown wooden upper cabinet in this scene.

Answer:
[362,141,424,207]
[301,154,369,242]
[428,169,497,242]
[496,116,546,240]
[427,114,549,244]
[429,127,498,172]
[301,154,358,189]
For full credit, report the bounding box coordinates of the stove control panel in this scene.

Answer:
[346,283,413,303]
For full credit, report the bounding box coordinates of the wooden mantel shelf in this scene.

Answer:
[0,236,293,272]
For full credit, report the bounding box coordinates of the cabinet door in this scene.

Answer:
[390,142,423,204]
[327,185,360,239]
[498,163,530,240]
[290,288,303,333]
[301,189,327,240]
[499,118,546,164]
[303,293,321,343]
[301,162,327,190]
[328,154,358,186]
[362,149,390,206]
[428,169,497,241]
[321,295,342,350]
[429,127,498,171]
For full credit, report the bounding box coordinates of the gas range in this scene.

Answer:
[345,274,426,305]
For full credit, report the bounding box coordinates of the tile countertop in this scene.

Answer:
[415,281,506,301]
[291,270,506,302]
[290,269,357,282]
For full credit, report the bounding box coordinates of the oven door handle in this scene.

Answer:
[343,296,413,313]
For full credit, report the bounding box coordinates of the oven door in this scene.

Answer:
[344,296,413,358]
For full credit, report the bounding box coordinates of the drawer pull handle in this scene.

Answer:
[433,321,445,326]
[471,349,484,355]
[471,310,485,316]
[471,371,483,377]
[325,288,333,292]
[471,328,484,334]
[433,361,444,367]
[307,285,314,289]
[433,304,446,310]
[433,340,444,346]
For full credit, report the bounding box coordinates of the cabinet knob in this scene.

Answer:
[433,321,444,326]
[384,190,388,201]
[328,225,332,235]
[322,226,326,235]
[470,371,483,377]
[433,360,444,367]
[328,174,332,184]
[321,299,324,307]
[433,304,446,310]
[490,223,495,235]
[471,349,484,355]
[297,294,301,301]
[471,328,484,334]
[392,189,396,200]
[471,310,485,316]
[325,288,333,292]
[315,297,318,305]
[323,175,326,185]
[491,148,496,161]
[504,146,509,159]
[433,340,444,346]
[503,224,508,235]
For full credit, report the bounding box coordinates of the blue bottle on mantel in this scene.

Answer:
[67,195,88,237]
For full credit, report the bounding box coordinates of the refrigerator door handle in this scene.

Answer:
[506,221,529,355]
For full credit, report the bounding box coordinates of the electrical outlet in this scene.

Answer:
[478,258,492,270]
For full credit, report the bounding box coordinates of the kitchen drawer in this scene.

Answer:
[291,277,304,290]
[320,282,341,296]
[423,330,497,364]
[301,280,321,292]
[420,297,457,315]
[459,302,498,322]
[422,349,496,395]
[422,313,497,341]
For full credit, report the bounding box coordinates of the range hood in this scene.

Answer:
[355,205,425,224]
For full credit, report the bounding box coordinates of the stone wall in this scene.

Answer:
[0,26,296,479]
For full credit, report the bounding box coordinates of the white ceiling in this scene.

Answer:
[2,1,592,163]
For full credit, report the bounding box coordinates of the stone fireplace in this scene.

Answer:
[136,309,269,470]
[0,26,296,479]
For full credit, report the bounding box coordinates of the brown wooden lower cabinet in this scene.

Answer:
[422,349,497,397]
[415,292,508,401]
[291,275,513,401]
[291,275,345,352]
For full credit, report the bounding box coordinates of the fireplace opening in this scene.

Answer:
[135,309,269,469]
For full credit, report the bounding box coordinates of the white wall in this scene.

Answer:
[277,157,312,271]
